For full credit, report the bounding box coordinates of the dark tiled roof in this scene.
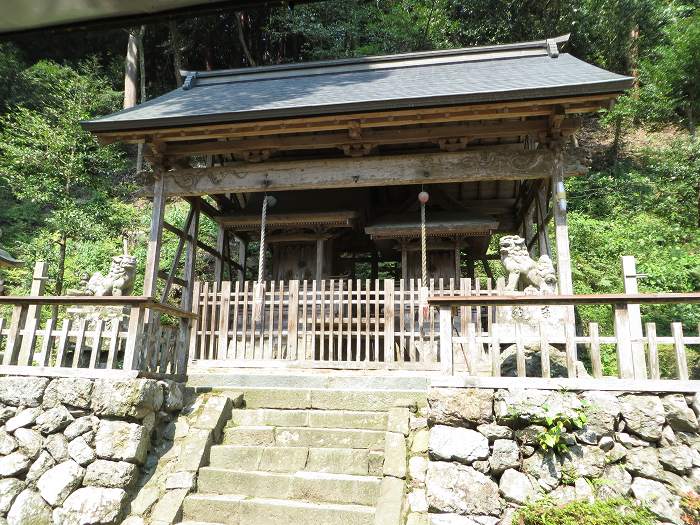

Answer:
[83,38,633,132]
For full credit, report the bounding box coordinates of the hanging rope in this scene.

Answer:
[257,193,268,283]
[418,189,429,286]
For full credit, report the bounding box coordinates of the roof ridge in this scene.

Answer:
[179,35,571,84]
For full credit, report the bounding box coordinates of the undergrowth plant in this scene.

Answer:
[515,496,655,525]
[537,403,588,454]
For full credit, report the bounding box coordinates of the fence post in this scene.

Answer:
[439,305,454,375]
[622,256,647,379]
[383,279,395,365]
[613,303,635,379]
[17,262,48,366]
[123,305,144,371]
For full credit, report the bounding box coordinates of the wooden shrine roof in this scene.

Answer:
[83,36,633,135]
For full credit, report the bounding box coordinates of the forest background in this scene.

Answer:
[0,0,698,375]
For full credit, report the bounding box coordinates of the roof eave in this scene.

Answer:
[81,78,633,134]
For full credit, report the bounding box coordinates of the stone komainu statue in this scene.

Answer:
[499,235,557,293]
[84,254,137,297]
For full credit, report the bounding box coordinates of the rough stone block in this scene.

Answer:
[0,377,49,407]
[43,378,93,409]
[429,425,489,464]
[64,416,99,441]
[499,468,535,504]
[663,394,699,432]
[7,489,52,525]
[0,430,17,455]
[490,439,520,474]
[37,460,85,506]
[53,487,127,525]
[91,379,163,419]
[26,450,55,482]
[165,471,196,490]
[619,394,665,441]
[0,478,24,514]
[426,461,501,516]
[5,407,42,433]
[45,433,70,462]
[0,452,31,477]
[84,460,138,489]
[95,420,149,464]
[13,428,43,460]
[428,388,493,426]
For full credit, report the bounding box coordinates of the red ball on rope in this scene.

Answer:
[418,191,429,204]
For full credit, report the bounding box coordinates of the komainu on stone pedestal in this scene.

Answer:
[68,254,137,297]
[496,234,568,361]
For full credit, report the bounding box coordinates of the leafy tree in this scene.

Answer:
[0,60,128,294]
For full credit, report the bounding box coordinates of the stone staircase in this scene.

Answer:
[179,383,427,525]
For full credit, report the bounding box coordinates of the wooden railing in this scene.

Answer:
[0,296,196,378]
[190,275,700,384]
[431,292,700,381]
[190,277,503,370]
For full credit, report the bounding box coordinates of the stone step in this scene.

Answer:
[197,468,381,506]
[223,425,386,450]
[182,493,375,525]
[217,387,426,411]
[228,408,389,430]
[209,445,375,475]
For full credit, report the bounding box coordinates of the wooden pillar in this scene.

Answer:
[552,154,576,377]
[400,243,408,282]
[237,237,247,282]
[214,224,225,284]
[536,182,551,258]
[316,239,324,281]
[454,241,461,279]
[179,198,200,372]
[143,174,166,299]
[552,171,573,295]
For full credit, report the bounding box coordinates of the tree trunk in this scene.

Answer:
[169,20,184,87]
[135,25,146,173]
[123,30,139,109]
[236,12,257,66]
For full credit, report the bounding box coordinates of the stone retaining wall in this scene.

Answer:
[407,388,700,525]
[0,375,183,525]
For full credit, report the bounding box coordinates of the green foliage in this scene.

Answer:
[515,496,655,525]
[0,58,129,294]
[537,404,588,454]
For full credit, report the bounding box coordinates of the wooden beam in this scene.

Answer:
[428,292,700,306]
[162,148,586,197]
[163,119,580,158]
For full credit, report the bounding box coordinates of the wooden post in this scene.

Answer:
[316,239,324,281]
[178,198,200,374]
[454,241,461,279]
[384,279,395,365]
[613,303,635,379]
[123,305,144,370]
[552,158,576,376]
[143,174,167,300]
[622,256,647,379]
[237,236,247,282]
[214,224,225,284]
[439,305,453,375]
[401,244,408,283]
[536,183,551,258]
[17,262,48,366]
